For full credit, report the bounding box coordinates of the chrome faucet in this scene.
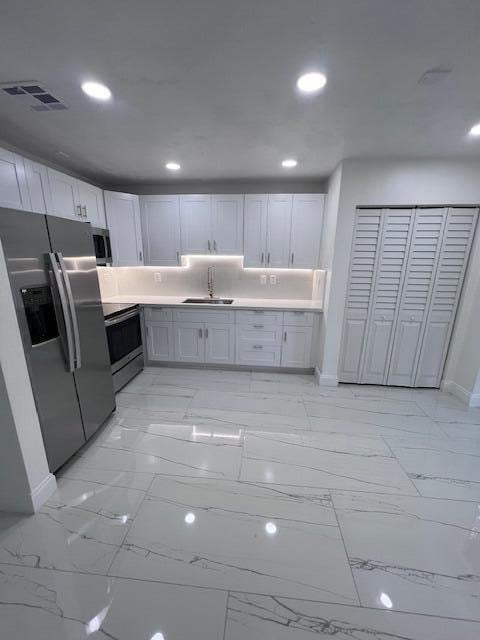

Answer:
[207,265,215,299]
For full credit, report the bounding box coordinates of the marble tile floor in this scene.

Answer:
[1,367,480,639]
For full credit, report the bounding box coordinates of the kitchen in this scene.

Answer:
[1,2,480,639]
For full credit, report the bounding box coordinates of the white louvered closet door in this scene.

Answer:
[360,209,414,384]
[387,209,447,386]
[415,208,478,387]
[338,210,383,383]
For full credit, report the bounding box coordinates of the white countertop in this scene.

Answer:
[101,295,323,313]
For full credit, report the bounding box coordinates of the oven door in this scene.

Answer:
[105,309,143,373]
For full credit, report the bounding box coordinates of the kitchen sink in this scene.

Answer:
[183,298,234,304]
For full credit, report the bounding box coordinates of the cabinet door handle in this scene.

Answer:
[199,328,203,339]
[213,240,217,252]
[267,252,270,266]
[176,251,180,265]
[261,251,264,264]
[291,252,294,266]
[82,205,88,218]
[75,205,82,217]
[139,251,143,262]
[253,324,264,329]
[284,331,287,342]
[208,240,211,253]
[205,328,208,339]
[253,344,263,350]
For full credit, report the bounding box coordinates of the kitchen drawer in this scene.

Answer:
[236,310,283,325]
[283,311,314,326]
[173,308,235,324]
[144,307,173,322]
[236,324,283,346]
[235,344,281,367]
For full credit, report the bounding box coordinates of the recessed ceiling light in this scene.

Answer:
[166,162,181,171]
[469,122,480,136]
[281,158,297,168]
[296,72,327,94]
[81,81,112,101]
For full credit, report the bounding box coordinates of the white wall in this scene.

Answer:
[98,255,319,302]
[0,240,56,513]
[319,159,480,399]
[315,163,343,383]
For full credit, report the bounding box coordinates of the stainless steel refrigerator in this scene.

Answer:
[0,208,115,471]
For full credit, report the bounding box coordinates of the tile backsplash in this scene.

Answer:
[98,256,324,301]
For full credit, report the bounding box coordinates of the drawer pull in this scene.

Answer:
[253,310,264,315]
[252,344,263,349]
[284,331,287,342]
[253,324,264,329]
[293,311,304,315]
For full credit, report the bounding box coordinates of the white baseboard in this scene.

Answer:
[30,473,57,512]
[315,367,339,387]
[0,472,56,515]
[441,379,479,407]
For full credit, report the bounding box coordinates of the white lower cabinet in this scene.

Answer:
[281,326,313,368]
[146,322,175,361]
[204,323,235,364]
[144,307,315,369]
[173,320,235,364]
[174,322,205,363]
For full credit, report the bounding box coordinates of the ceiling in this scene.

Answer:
[1,0,480,186]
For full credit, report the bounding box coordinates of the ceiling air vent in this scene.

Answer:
[0,81,68,111]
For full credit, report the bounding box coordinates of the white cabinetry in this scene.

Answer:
[265,194,292,267]
[172,309,235,364]
[140,195,181,266]
[281,311,314,368]
[24,159,52,213]
[244,194,268,267]
[211,195,244,254]
[77,180,106,227]
[244,193,324,268]
[47,168,80,219]
[289,194,324,268]
[178,194,244,255]
[144,306,315,369]
[179,195,211,253]
[0,148,30,210]
[146,323,175,361]
[104,191,143,266]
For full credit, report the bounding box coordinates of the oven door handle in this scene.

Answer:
[57,252,82,370]
[105,309,140,327]
[48,252,75,373]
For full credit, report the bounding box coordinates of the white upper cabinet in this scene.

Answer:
[289,194,324,268]
[179,194,211,254]
[47,168,81,219]
[104,191,143,266]
[211,194,244,254]
[266,194,292,268]
[77,180,107,227]
[0,148,30,210]
[24,159,52,214]
[140,195,181,266]
[243,194,268,267]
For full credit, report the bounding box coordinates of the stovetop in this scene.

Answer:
[102,302,139,320]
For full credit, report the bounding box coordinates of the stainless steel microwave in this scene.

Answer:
[91,227,112,266]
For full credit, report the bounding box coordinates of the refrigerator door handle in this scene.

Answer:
[48,252,76,373]
[57,252,82,370]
